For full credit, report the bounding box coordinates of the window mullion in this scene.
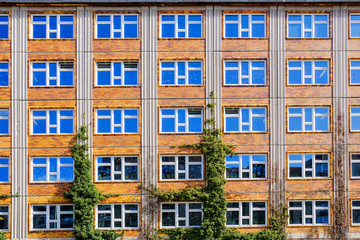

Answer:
[312,108,316,131]
[302,154,306,178]
[301,108,305,131]
[57,16,60,39]
[312,61,316,84]
[57,62,61,86]
[312,15,315,38]
[185,61,189,85]
[57,110,60,134]
[57,157,61,182]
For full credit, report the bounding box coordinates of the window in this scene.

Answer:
[31,62,74,86]
[0,158,9,183]
[161,203,202,228]
[31,109,74,134]
[288,107,329,132]
[0,62,9,86]
[96,14,138,39]
[161,155,203,180]
[31,15,74,39]
[0,110,9,135]
[288,153,329,178]
[95,109,138,134]
[226,202,266,226]
[352,201,360,225]
[350,14,360,38]
[0,15,9,39]
[224,60,266,85]
[288,60,329,85]
[31,157,74,182]
[160,61,202,85]
[97,204,139,229]
[287,14,328,38]
[226,154,266,179]
[96,62,138,86]
[224,14,266,38]
[289,200,330,225]
[224,107,267,133]
[96,156,139,181]
[160,108,203,133]
[351,154,360,178]
[0,206,8,231]
[350,60,360,84]
[32,205,74,230]
[160,14,202,38]
[351,107,360,131]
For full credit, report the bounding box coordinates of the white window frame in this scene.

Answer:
[0,62,9,87]
[225,154,267,180]
[287,14,329,38]
[351,153,360,179]
[350,60,360,85]
[30,14,74,39]
[288,200,330,226]
[30,62,74,87]
[224,60,266,85]
[160,14,202,38]
[95,109,139,134]
[351,107,360,132]
[31,157,74,183]
[226,201,267,227]
[224,107,267,133]
[161,202,203,228]
[95,14,138,39]
[0,109,9,135]
[160,108,203,133]
[160,61,203,85]
[352,200,360,225]
[95,61,138,86]
[30,109,74,135]
[31,204,74,230]
[223,14,266,38]
[0,205,8,231]
[350,14,360,38]
[287,60,329,85]
[160,155,203,181]
[287,107,329,132]
[96,203,139,229]
[0,158,9,183]
[288,153,330,179]
[95,156,139,182]
[0,15,9,39]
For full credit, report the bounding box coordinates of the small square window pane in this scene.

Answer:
[290,210,302,224]
[124,24,138,38]
[124,118,138,133]
[97,24,111,38]
[162,24,175,38]
[289,24,301,38]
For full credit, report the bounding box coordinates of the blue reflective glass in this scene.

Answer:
[315,116,328,131]
[352,107,360,114]
[226,117,239,132]
[289,108,301,114]
[225,70,238,84]
[162,24,175,38]
[162,109,175,115]
[33,119,46,134]
[351,15,360,21]
[111,63,120,77]
[253,155,266,162]
[315,210,328,224]
[225,15,238,21]
[0,158,8,165]
[188,15,201,21]
[252,117,265,132]
[0,166,8,182]
[98,119,111,133]
[252,23,265,38]
[60,166,74,181]
[315,23,327,38]
[114,110,121,124]
[252,69,265,84]
[33,24,46,38]
[124,71,137,85]
[97,24,111,38]
[60,119,73,133]
[315,15,327,21]
[241,62,249,76]
[241,15,249,29]
[33,72,45,86]
[114,16,121,30]
[49,16,57,30]
[97,71,111,85]
[315,108,328,114]
[289,70,301,84]
[252,15,264,21]
[304,108,312,122]
[288,15,301,21]
[162,118,175,132]
[242,109,249,123]
[188,70,201,85]
[351,23,360,38]
[178,109,185,124]
[124,110,137,116]
[315,69,328,84]
[0,70,8,86]
[253,108,265,115]
[60,16,73,22]
[288,24,301,38]
[226,62,238,68]
[60,24,73,38]
[225,23,238,37]
[124,24,138,38]
[289,117,302,131]
[124,15,137,21]
[60,158,73,164]
[304,15,312,29]
[60,71,73,86]
[227,155,239,162]
[49,158,57,173]
[33,111,46,117]
[0,24,8,39]
[162,15,175,21]
[49,111,57,124]
[189,118,202,132]
[178,15,185,29]
[189,24,201,38]
[97,15,110,22]
[33,167,46,181]
[33,16,46,22]
[162,70,175,85]
[351,116,360,131]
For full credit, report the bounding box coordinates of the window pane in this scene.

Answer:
[162,212,175,226]
[352,162,360,177]
[253,164,266,178]
[315,163,328,177]
[288,24,301,38]
[162,165,175,179]
[352,116,360,131]
[162,24,175,38]
[60,166,74,182]
[289,116,302,131]
[189,165,202,179]
[33,24,46,38]
[290,210,302,224]
[188,117,202,132]
[162,118,175,133]
[60,24,73,38]
[188,70,202,85]
[315,115,328,131]
[226,211,239,225]
[353,209,360,224]
[60,71,73,86]
[60,214,73,228]
[33,214,47,229]
[124,70,138,85]
[98,166,111,180]
[125,213,138,228]
[0,166,8,182]
[289,162,302,178]
[225,23,238,38]
[351,23,360,38]
[252,23,265,38]
[189,212,202,226]
[315,23,327,38]
[125,166,138,180]
[98,213,111,228]
[226,117,239,132]
[60,119,73,134]
[253,210,266,225]
[97,71,111,85]
[252,116,266,132]
[124,24,138,38]
[316,209,328,224]
[0,214,8,230]
[124,118,138,133]
[189,24,202,38]
[98,119,111,133]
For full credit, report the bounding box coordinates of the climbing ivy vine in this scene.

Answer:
[143,92,288,240]
[0,231,6,240]
[64,125,123,240]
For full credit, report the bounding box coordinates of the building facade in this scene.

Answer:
[0,0,359,239]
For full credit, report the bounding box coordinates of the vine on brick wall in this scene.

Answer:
[64,125,123,240]
[0,231,5,240]
[143,92,288,240]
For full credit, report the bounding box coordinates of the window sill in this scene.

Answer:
[95,180,140,183]
[286,131,331,134]
[94,133,140,136]
[225,179,269,181]
[29,182,73,184]
[159,179,205,182]
[159,85,204,87]
[285,38,331,40]
[286,84,331,87]
[94,38,140,40]
[30,134,75,136]
[28,38,75,41]
[223,84,268,87]
[158,38,204,40]
[287,224,331,227]
[222,37,268,40]
[94,85,140,88]
[223,132,268,134]
[159,132,203,135]
[286,178,331,181]
[29,86,75,88]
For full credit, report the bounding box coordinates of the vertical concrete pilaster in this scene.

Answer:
[11,6,28,240]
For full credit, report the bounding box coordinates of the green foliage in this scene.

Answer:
[144,92,288,240]
[64,125,123,240]
[0,231,6,240]
[0,193,19,198]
